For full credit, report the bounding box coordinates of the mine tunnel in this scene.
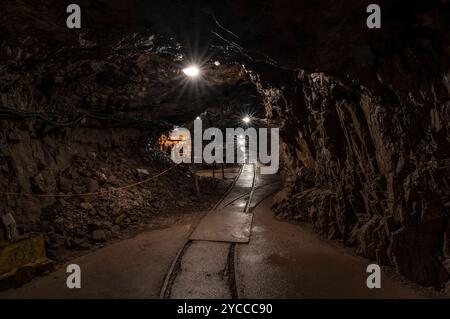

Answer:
[0,0,449,300]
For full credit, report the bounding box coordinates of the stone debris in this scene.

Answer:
[0,10,242,262]
[29,149,219,261]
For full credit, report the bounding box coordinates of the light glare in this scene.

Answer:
[182,65,200,77]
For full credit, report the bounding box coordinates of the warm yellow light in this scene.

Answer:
[182,65,200,77]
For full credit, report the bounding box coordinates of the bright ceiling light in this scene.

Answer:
[182,65,200,77]
[242,116,251,124]
[196,116,201,120]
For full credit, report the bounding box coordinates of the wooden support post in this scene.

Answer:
[221,163,225,179]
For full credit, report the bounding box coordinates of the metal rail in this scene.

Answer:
[159,163,257,299]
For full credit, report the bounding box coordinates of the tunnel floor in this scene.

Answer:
[0,164,433,299]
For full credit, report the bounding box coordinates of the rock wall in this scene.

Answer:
[0,120,149,227]
[256,64,450,287]
[212,0,450,289]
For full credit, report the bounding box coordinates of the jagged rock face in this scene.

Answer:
[214,0,450,287]
[259,65,450,287]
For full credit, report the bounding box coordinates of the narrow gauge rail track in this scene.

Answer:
[159,163,260,299]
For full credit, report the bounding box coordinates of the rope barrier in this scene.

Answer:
[0,163,179,198]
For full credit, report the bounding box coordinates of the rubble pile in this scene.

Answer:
[0,0,252,261]
[34,149,219,260]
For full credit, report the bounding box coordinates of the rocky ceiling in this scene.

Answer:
[4,1,448,88]
[1,0,450,288]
